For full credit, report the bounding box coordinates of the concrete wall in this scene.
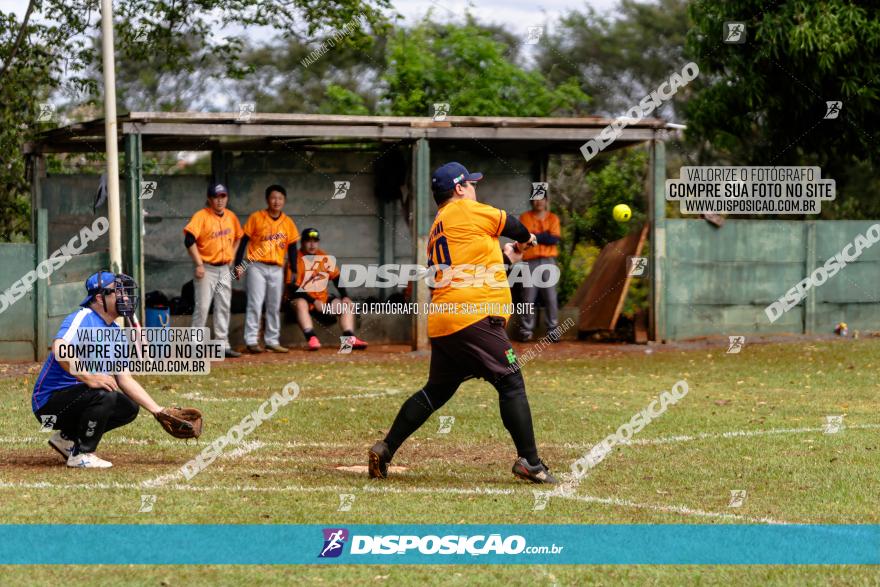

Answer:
[37,144,542,346]
[664,219,880,339]
[0,244,37,360]
[45,251,110,350]
[41,146,540,294]
[40,174,111,254]
[430,144,540,222]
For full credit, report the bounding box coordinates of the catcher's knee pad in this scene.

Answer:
[493,371,526,401]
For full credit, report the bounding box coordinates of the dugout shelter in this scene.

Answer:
[9,113,673,360]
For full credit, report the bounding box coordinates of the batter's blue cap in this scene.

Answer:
[431,162,483,192]
[80,271,117,307]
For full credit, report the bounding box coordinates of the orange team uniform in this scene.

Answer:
[518,210,561,261]
[427,199,510,338]
[289,248,340,306]
[242,210,300,265]
[183,208,244,265]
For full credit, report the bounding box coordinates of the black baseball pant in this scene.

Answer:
[34,384,139,454]
[383,316,540,465]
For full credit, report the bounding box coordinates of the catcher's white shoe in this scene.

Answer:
[67,452,112,469]
[48,431,74,460]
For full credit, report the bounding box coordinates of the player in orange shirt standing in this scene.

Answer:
[368,162,558,484]
[235,184,299,353]
[288,227,367,351]
[183,183,244,358]
[517,194,562,342]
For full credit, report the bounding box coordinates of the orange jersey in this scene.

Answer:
[427,198,510,338]
[242,210,300,265]
[519,210,561,260]
[290,248,340,304]
[183,208,244,265]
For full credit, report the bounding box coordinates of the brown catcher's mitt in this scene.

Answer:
[154,407,203,439]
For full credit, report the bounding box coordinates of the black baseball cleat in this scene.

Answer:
[368,440,392,479]
[512,457,558,484]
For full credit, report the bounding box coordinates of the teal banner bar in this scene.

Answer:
[0,525,877,565]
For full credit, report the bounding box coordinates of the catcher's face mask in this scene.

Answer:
[82,271,140,317]
[112,273,140,317]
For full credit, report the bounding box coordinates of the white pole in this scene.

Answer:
[100,0,123,275]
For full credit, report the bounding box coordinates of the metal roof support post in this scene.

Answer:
[28,154,45,241]
[650,136,667,342]
[35,208,48,361]
[411,138,431,351]
[123,133,145,322]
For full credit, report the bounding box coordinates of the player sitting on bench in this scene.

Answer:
[287,227,367,351]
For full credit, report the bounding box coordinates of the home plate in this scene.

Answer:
[335,465,409,474]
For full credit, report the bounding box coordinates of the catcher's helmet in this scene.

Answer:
[80,270,140,317]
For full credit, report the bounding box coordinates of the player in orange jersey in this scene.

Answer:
[368,162,558,484]
[517,193,562,342]
[184,182,244,358]
[235,184,299,354]
[288,227,367,351]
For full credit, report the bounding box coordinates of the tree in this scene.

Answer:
[228,12,590,117]
[0,2,71,241]
[536,0,692,120]
[687,0,880,165]
[550,149,648,305]
[383,16,589,117]
[0,0,392,241]
[230,26,388,115]
[685,0,880,218]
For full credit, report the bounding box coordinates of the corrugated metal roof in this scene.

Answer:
[26,112,674,154]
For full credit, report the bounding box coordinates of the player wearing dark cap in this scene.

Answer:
[288,227,368,351]
[184,182,244,358]
[368,162,558,484]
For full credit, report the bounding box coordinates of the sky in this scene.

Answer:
[0,0,620,36]
[390,0,618,29]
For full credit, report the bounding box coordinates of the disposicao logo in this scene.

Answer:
[319,528,349,558]
[318,530,563,558]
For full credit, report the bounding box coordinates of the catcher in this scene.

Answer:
[31,271,202,469]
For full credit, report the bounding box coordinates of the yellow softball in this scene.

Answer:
[613,204,632,222]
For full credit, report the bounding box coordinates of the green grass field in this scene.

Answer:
[1,338,879,584]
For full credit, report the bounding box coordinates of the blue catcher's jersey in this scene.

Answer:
[32,308,118,411]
